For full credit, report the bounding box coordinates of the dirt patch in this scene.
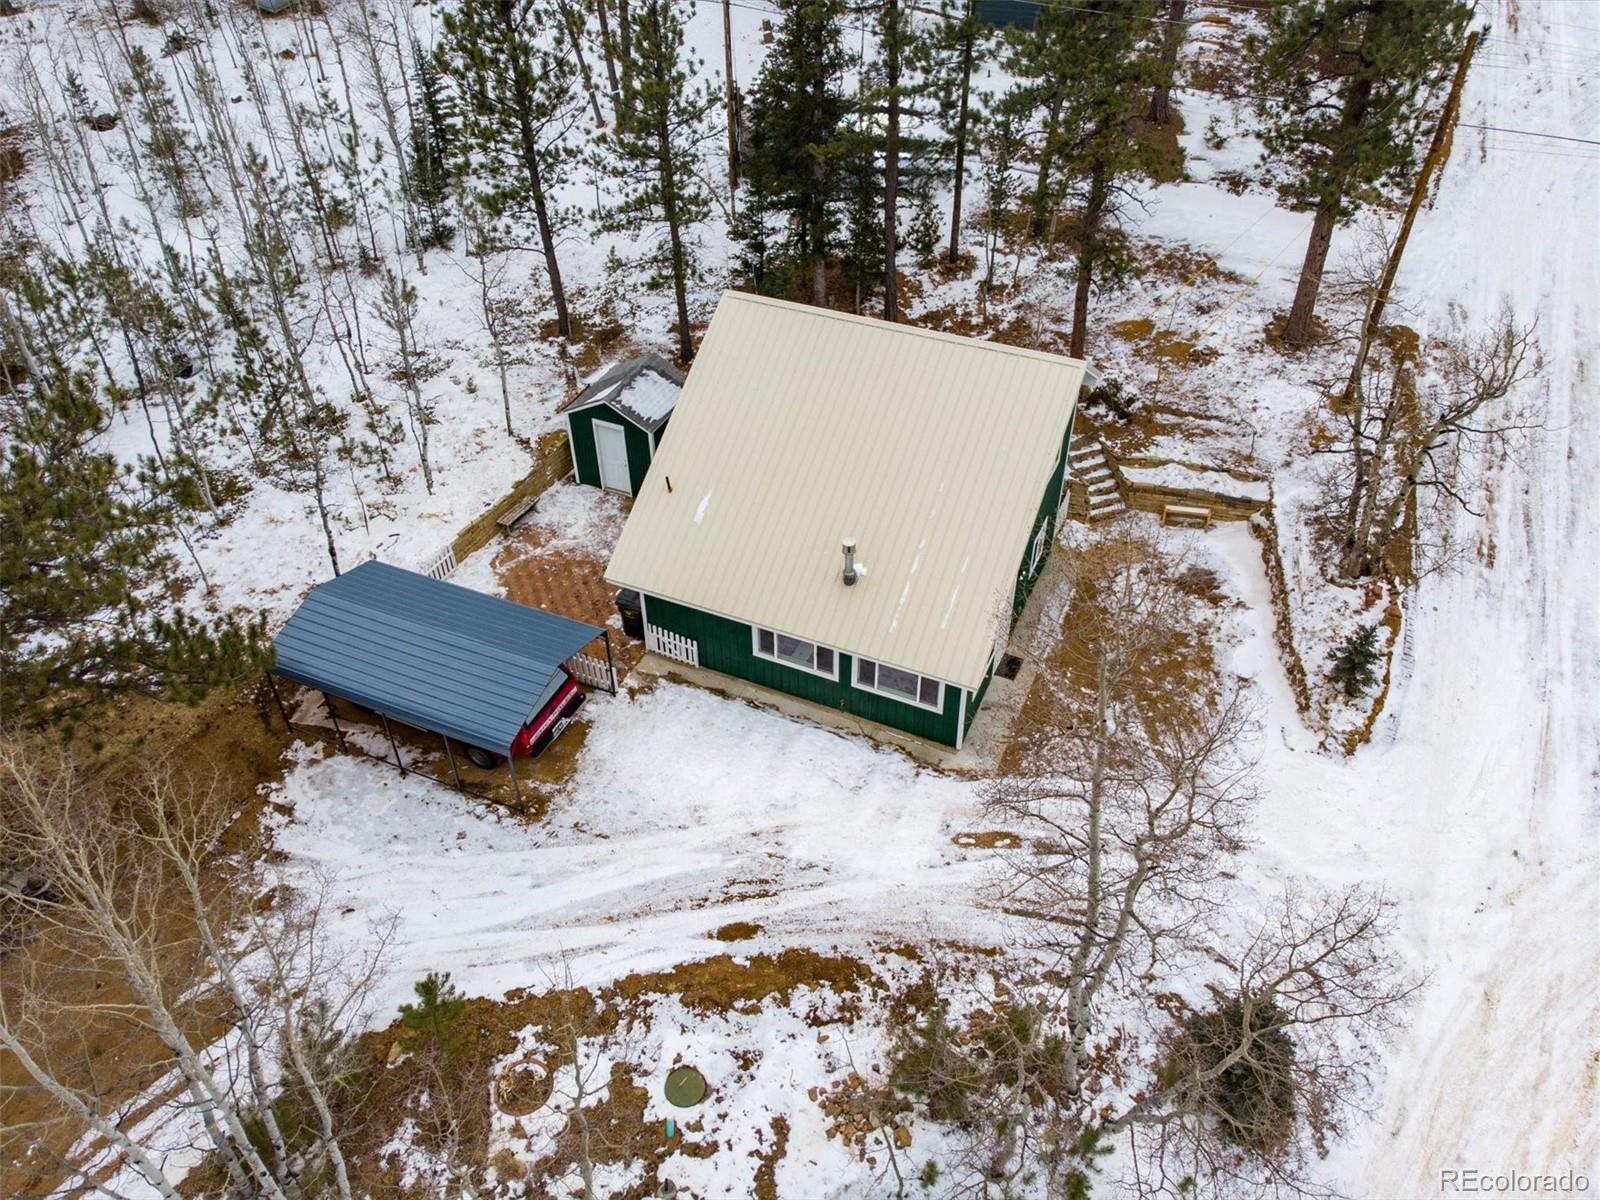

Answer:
[710,921,764,942]
[952,830,1025,850]
[614,950,877,1016]
[752,1114,790,1200]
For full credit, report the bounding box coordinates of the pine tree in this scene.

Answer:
[1148,0,1187,125]
[1004,0,1162,356]
[1248,0,1472,346]
[919,0,985,265]
[743,0,850,306]
[1329,623,1381,697]
[976,108,1022,306]
[603,0,716,362]
[438,0,581,339]
[0,365,269,727]
[836,132,884,313]
[398,971,469,1065]
[411,38,459,250]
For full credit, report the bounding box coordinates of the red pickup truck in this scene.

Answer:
[463,665,584,767]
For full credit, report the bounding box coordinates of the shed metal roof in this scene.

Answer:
[605,292,1089,691]
[272,561,602,754]
[562,353,684,432]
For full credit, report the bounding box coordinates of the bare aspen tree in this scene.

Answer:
[0,741,389,1199]
[458,194,536,437]
[1334,304,1541,579]
[345,0,426,268]
[373,266,442,493]
[985,532,1257,1094]
[1110,886,1419,1196]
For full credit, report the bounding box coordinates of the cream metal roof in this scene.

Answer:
[604,292,1088,691]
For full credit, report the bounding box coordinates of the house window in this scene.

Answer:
[753,626,837,679]
[854,657,943,711]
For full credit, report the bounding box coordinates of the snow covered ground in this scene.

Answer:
[28,0,1600,1190]
[265,1,1600,1191]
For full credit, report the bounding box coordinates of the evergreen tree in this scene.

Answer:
[411,40,458,250]
[0,365,269,727]
[742,0,850,306]
[1005,0,1161,356]
[918,0,985,264]
[836,132,884,313]
[438,0,581,339]
[1328,623,1382,698]
[1247,0,1472,346]
[1148,0,1188,126]
[398,971,470,1065]
[603,0,716,362]
[874,0,912,319]
[976,107,1022,306]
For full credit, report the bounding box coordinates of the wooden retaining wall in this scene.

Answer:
[1248,510,1312,714]
[1121,479,1268,522]
[450,429,573,563]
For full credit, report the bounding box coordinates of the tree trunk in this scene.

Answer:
[722,0,738,209]
[1285,76,1372,346]
[1149,0,1187,125]
[1029,94,1062,239]
[596,0,622,111]
[946,8,974,265]
[513,105,572,340]
[882,0,901,322]
[1069,161,1109,358]
[656,107,695,362]
[556,0,606,128]
[1283,199,1337,346]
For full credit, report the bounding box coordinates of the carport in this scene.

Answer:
[267,561,616,801]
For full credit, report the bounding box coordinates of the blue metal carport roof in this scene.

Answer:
[272,561,603,755]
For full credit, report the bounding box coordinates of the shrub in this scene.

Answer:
[1175,997,1297,1156]
[399,970,469,1064]
[1328,623,1381,697]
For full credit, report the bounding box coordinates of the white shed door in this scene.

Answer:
[595,421,632,494]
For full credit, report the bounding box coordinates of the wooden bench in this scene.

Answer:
[496,493,538,531]
[1162,503,1213,529]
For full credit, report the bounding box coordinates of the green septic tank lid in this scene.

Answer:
[664,1066,707,1107]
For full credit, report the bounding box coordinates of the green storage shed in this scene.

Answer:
[563,354,684,495]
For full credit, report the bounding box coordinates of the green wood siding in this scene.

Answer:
[965,657,996,734]
[1010,409,1077,618]
[641,594,964,746]
[568,405,653,493]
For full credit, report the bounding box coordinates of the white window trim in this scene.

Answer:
[751,625,839,680]
[1027,521,1049,576]
[851,656,945,713]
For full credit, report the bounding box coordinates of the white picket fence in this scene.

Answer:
[645,624,699,667]
[568,652,617,693]
[417,544,458,581]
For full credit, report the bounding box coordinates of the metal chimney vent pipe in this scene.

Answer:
[842,538,858,586]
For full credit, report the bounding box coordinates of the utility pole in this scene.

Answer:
[723,0,739,219]
[1342,29,1481,405]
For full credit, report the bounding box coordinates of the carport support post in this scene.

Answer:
[265,673,292,732]
[603,630,617,694]
[505,754,522,806]
[442,733,464,793]
[380,712,407,777]
[322,691,347,751]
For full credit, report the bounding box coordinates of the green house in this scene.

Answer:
[605,293,1094,750]
[563,354,683,495]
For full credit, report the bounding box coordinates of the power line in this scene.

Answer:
[1459,121,1600,148]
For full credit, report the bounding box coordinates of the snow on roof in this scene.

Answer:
[563,352,684,432]
[605,291,1090,691]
